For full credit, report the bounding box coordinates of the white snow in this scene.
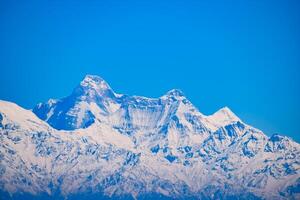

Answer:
[204,106,241,131]
[1,75,299,200]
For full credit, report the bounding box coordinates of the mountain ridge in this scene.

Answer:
[0,75,299,200]
[32,75,239,132]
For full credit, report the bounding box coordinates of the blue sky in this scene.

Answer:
[0,0,299,141]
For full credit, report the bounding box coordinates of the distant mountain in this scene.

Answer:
[0,75,299,200]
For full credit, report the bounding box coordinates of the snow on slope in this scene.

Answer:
[204,106,241,131]
[1,75,300,200]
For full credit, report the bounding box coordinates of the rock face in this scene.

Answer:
[0,75,299,200]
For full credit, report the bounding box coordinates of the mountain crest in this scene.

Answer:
[205,106,241,130]
[1,74,300,200]
[32,75,246,131]
[165,89,185,97]
[161,89,188,102]
[216,106,239,121]
[80,74,112,91]
[72,75,115,99]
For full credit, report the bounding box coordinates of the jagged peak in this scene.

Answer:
[71,75,116,99]
[213,106,240,121]
[80,74,112,91]
[215,106,239,121]
[204,106,241,130]
[160,89,192,105]
[165,89,185,97]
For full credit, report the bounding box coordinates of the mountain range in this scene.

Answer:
[0,75,299,200]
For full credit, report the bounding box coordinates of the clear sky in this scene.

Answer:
[0,0,299,141]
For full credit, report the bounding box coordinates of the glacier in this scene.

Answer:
[0,74,299,200]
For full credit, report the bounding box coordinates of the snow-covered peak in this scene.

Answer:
[72,75,116,99]
[80,74,112,91]
[0,100,49,130]
[214,106,239,121]
[2,74,300,200]
[166,89,185,97]
[33,75,245,131]
[204,106,241,131]
[161,89,187,102]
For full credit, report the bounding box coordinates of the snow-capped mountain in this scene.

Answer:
[0,75,299,200]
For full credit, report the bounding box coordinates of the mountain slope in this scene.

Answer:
[1,75,300,200]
